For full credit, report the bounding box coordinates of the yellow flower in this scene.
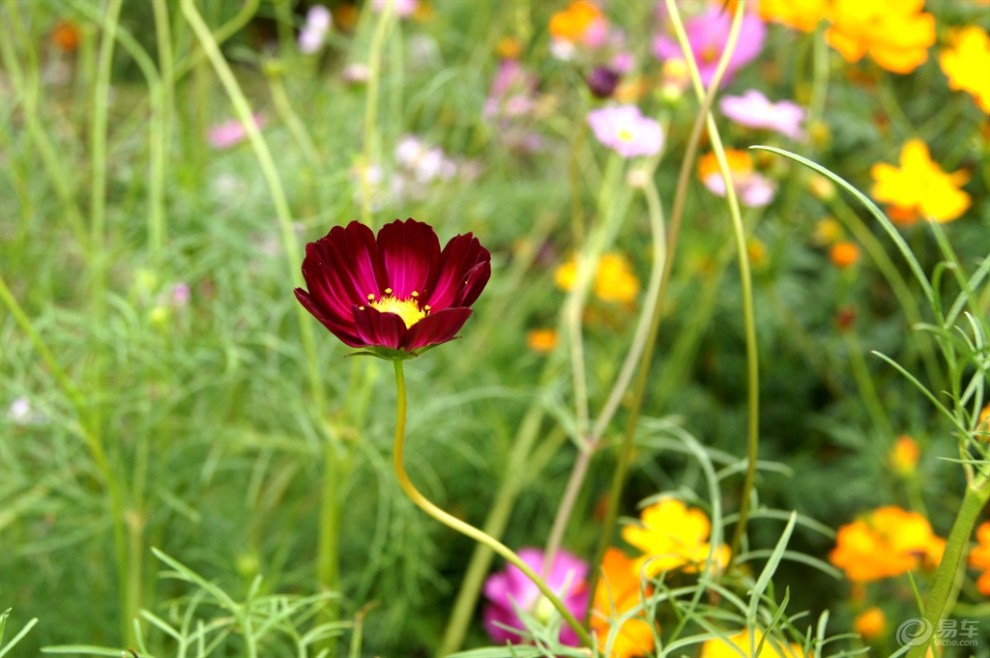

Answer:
[526,328,558,353]
[591,548,656,658]
[853,607,887,641]
[812,217,844,246]
[622,498,730,578]
[889,435,920,476]
[940,25,990,113]
[758,0,829,33]
[870,139,971,225]
[978,403,990,441]
[969,521,990,596]
[700,629,805,658]
[825,0,935,74]
[554,252,641,305]
[829,506,946,582]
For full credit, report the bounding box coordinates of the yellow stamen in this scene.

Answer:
[618,127,633,142]
[370,294,427,328]
[385,287,393,294]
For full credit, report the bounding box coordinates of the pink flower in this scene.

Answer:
[482,548,589,646]
[720,89,805,139]
[653,6,766,86]
[207,113,264,150]
[371,0,418,18]
[587,105,664,158]
[298,5,332,54]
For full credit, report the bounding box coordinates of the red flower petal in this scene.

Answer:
[352,305,406,349]
[427,233,491,310]
[377,218,441,298]
[295,288,366,347]
[402,307,472,350]
[316,221,387,301]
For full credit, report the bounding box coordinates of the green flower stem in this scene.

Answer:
[391,361,593,650]
[439,361,568,655]
[179,0,326,415]
[907,475,989,658]
[665,0,760,567]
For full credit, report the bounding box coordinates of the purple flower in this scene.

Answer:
[720,89,805,139]
[207,113,264,150]
[586,66,621,99]
[482,548,589,646]
[587,105,664,158]
[298,5,332,54]
[653,6,766,86]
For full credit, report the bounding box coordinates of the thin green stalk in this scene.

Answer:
[906,476,989,658]
[827,196,942,389]
[843,331,896,441]
[171,0,260,82]
[360,5,394,224]
[265,66,322,169]
[179,0,326,416]
[664,0,760,566]
[545,164,668,579]
[588,0,747,606]
[0,0,89,254]
[391,361,593,649]
[151,0,175,263]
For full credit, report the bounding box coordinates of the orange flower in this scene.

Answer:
[977,403,990,441]
[526,328,558,353]
[51,20,81,53]
[700,629,804,658]
[829,241,860,269]
[758,0,829,33]
[825,0,935,73]
[853,607,887,641]
[549,0,606,44]
[496,36,523,60]
[940,26,990,113]
[829,506,946,582]
[890,435,920,476]
[969,521,990,596]
[870,139,971,225]
[622,498,731,577]
[591,549,656,658]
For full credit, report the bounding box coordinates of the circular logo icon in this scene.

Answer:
[897,618,934,647]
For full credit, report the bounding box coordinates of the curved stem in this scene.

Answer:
[390,361,593,649]
[664,0,760,567]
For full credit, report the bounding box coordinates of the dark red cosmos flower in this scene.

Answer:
[295,218,491,357]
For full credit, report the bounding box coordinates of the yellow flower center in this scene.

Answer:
[367,289,428,328]
[618,127,633,142]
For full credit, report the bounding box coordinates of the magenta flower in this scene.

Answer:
[587,105,664,158]
[720,89,805,139]
[653,6,766,86]
[207,113,264,150]
[482,548,589,646]
[295,219,490,358]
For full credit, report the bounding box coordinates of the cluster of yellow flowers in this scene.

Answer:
[555,252,642,305]
[760,0,990,114]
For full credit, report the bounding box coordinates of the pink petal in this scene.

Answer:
[377,218,441,298]
[426,233,491,310]
[402,308,472,350]
[352,306,405,349]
